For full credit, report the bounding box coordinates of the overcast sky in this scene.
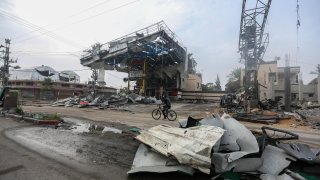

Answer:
[1,0,319,89]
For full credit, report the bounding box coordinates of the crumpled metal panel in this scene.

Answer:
[260,174,296,180]
[215,113,259,162]
[200,114,224,128]
[127,144,195,175]
[178,114,224,128]
[259,145,296,175]
[212,157,263,173]
[177,114,224,153]
[277,143,317,162]
[135,124,225,174]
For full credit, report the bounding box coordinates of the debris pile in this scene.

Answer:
[295,108,320,129]
[51,96,80,107]
[51,94,161,108]
[128,113,320,179]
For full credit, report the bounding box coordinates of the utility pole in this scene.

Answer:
[313,64,320,104]
[91,69,97,99]
[0,39,14,86]
[284,55,291,112]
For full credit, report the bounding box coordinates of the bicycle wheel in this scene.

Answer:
[167,110,177,121]
[152,109,161,120]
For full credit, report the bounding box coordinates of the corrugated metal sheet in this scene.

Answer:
[135,124,225,174]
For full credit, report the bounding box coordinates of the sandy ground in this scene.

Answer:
[22,103,319,131]
[1,103,319,179]
[2,115,209,180]
[22,103,320,147]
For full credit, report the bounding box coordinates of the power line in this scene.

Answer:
[7,0,114,41]
[4,0,140,45]
[11,51,82,57]
[67,0,113,19]
[0,10,86,49]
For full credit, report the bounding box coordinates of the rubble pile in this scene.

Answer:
[295,108,320,129]
[51,94,161,108]
[128,113,320,179]
[51,96,80,107]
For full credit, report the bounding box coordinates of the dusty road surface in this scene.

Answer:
[22,103,320,148]
[0,117,90,180]
[1,103,319,179]
[1,115,209,180]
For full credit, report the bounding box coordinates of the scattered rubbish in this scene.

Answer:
[69,123,122,134]
[217,113,259,157]
[277,143,318,162]
[127,144,195,175]
[258,145,296,175]
[130,113,320,179]
[261,126,299,141]
[135,124,225,174]
[129,127,141,134]
[295,108,320,129]
[51,96,79,107]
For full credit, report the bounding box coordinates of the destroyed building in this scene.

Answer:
[8,65,116,100]
[255,61,318,103]
[80,21,202,99]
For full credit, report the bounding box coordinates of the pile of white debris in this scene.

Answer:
[128,113,320,179]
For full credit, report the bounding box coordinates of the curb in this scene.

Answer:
[5,113,59,126]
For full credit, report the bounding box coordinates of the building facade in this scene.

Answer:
[7,66,116,101]
[256,61,318,103]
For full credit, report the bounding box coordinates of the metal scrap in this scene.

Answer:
[258,145,296,175]
[135,124,225,174]
[277,143,318,162]
[127,144,195,175]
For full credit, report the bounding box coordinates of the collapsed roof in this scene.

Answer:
[80,21,187,73]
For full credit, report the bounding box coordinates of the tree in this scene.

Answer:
[225,67,242,92]
[213,75,222,91]
[202,83,214,92]
[42,78,53,90]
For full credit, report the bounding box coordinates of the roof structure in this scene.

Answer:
[9,65,80,83]
[80,21,188,74]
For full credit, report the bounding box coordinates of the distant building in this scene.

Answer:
[183,73,202,91]
[10,65,80,83]
[7,65,116,101]
[256,61,318,103]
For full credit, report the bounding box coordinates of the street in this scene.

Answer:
[0,117,89,180]
[0,103,319,180]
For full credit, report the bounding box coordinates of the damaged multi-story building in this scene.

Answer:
[256,61,319,103]
[80,21,202,99]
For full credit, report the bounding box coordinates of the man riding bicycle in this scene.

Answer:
[161,94,171,119]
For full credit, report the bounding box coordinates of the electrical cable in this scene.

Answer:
[0,10,86,49]
[8,0,114,41]
[8,0,140,46]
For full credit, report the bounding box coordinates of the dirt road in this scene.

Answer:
[22,103,320,147]
[1,103,319,179]
[0,117,89,180]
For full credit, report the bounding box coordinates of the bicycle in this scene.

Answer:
[152,104,177,121]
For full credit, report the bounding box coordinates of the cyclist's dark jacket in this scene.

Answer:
[163,97,171,108]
